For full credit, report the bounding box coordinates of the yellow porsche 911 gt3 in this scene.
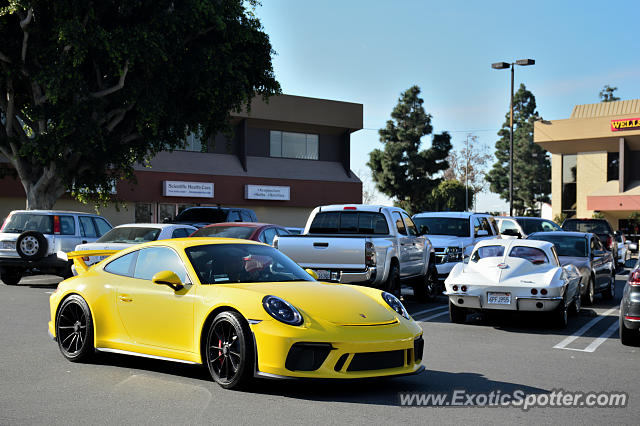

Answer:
[48,238,424,389]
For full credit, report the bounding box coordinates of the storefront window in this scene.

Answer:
[135,203,153,223]
[562,154,577,218]
[159,204,177,223]
[270,130,318,160]
[607,152,619,182]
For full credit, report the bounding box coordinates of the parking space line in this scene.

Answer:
[553,307,618,351]
[415,309,449,322]
[582,320,620,353]
[411,306,448,318]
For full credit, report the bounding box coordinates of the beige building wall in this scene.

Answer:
[576,151,607,218]
[551,154,562,220]
[248,205,314,228]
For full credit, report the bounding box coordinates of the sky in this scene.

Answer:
[254,0,640,212]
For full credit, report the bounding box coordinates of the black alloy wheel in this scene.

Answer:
[56,295,94,362]
[413,265,438,303]
[205,311,253,389]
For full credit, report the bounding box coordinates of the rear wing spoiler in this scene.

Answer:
[64,250,120,275]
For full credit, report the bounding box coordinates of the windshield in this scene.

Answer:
[309,212,389,234]
[96,227,161,243]
[516,218,562,235]
[185,243,315,284]
[413,217,470,237]
[528,235,587,257]
[562,219,611,235]
[1,213,54,234]
[175,208,227,223]
[192,226,255,239]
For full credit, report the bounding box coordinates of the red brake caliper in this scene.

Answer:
[218,339,223,365]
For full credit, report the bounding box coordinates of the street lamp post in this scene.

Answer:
[491,58,535,216]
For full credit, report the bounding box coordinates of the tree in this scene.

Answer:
[443,133,491,209]
[430,179,470,212]
[486,84,550,215]
[0,0,280,209]
[599,85,620,102]
[356,168,384,205]
[367,86,451,214]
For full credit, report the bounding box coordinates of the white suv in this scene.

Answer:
[0,210,112,285]
[411,212,499,281]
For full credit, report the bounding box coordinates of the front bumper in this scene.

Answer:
[250,318,423,379]
[445,291,563,312]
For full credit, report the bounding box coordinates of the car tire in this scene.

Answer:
[384,262,401,298]
[449,301,467,324]
[1,269,22,285]
[620,314,639,346]
[551,298,568,329]
[603,275,615,300]
[582,277,595,306]
[56,294,94,362]
[16,231,48,260]
[205,311,254,390]
[413,265,438,303]
[570,292,581,316]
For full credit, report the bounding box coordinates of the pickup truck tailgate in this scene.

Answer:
[277,236,366,270]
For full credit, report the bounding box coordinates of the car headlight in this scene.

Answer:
[446,246,463,262]
[382,292,410,319]
[262,295,304,326]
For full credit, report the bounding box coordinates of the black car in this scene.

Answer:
[561,218,618,266]
[620,257,640,346]
[527,231,616,305]
[168,207,258,228]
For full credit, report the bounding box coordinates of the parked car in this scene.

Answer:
[411,211,499,282]
[274,205,437,301]
[614,231,631,266]
[168,206,257,228]
[561,218,618,266]
[190,222,291,245]
[0,210,112,285]
[444,239,582,328]
[497,216,563,239]
[527,232,616,305]
[72,223,198,272]
[620,257,640,346]
[52,238,424,389]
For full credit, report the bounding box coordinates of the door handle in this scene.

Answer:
[119,295,133,302]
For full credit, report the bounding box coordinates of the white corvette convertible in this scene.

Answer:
[444,239,581,328]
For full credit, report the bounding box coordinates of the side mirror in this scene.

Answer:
[305,269,319,280]
[624,258,637,269]
[476,230,489,237]
[152,270,184,291]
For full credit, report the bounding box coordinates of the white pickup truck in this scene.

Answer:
[273,205,438,301]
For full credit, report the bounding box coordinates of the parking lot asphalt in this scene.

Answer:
[1,269,639,425]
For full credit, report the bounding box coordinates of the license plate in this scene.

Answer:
[2,241,15,250]
[487,292,511,304]
[316,269,331,280]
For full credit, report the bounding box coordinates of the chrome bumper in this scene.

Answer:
[339,267,377,285]
[445,292,563,311]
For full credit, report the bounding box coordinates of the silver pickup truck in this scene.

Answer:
[273,205,437,301]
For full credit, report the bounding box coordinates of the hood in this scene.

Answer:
[233,281,396,325]
[426,235,467,248]
[558,256,590,269]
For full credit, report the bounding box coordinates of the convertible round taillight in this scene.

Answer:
[531,288,538,295]
[541,289,548,295]
[461,285,467,292]
[452,285,459,292]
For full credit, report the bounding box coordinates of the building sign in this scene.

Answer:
[245,185,290,201]
[611,118,640,132]
[163,181,214,198]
